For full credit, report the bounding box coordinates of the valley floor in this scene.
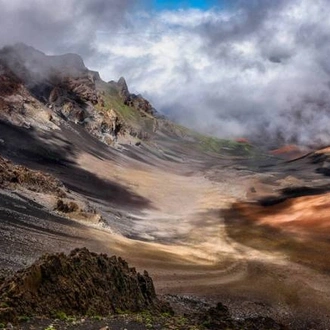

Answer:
[1,122,330,329]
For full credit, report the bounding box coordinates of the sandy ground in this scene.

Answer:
[1,121,330,329]
[74,152,330,329]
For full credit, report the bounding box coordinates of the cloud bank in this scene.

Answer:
[1,0,330,147]
[0,0,136,57]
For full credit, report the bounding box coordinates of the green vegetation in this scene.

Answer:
[53,311,76,322]
[54,311,68,321]
[44,325,56,330]
[134,311,157,329]
[132,311,206,330]
[97,83,154,134]
[90,315,103,321]
[158,119,264,158]
[176,315,188,326]
[96,80,269,161]
[196,134,253,156]
[103,91,139,122]
[18,315,30,322]
[115,308,129,315]
[161,312,172,318]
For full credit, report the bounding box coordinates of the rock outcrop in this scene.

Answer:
[0,248,171,323]
[112,77,155,116]
[0,156,65,196]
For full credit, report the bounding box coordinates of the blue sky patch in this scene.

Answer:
[153,0,222,11]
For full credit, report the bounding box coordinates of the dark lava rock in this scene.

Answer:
[196,302,236,329]
[195,303,287,330]
[0,248,171,323]
[239,316,287,330]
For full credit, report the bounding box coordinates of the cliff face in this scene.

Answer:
[0,248,171,322]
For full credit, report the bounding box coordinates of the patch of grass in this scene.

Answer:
[176,316,188,326]
[161,120,261,158]
[96,83,155,135]
[18,315,30,322]
[66,316,77,323]
[98,87,140,123]
[115,308,129,315]
[90,315,103,321]
[196,134,253,156]
[44,325,56,330]
[54,311,69,321]
[135,314,143,323]
[135,310,154,327]
[145,322,153,329]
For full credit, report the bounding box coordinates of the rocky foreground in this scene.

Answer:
[0,249,285,329]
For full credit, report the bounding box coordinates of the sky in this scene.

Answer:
[152,0,220,10]
[0,0,330,147]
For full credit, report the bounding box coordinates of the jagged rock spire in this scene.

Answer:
[117,76,130,99]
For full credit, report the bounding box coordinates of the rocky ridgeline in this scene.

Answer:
[0,156,65,196]
[0,43,157,146]
[0,248,171,323]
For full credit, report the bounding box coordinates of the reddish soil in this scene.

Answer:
[270,145,308,160]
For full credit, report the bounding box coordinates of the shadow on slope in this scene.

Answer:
[0,120,151,210]
[0,191,88,271]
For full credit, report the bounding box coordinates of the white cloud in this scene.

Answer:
[0,0,135,57]
[89,0,330,147]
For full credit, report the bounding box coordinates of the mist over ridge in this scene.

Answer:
[1,0,330,147]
